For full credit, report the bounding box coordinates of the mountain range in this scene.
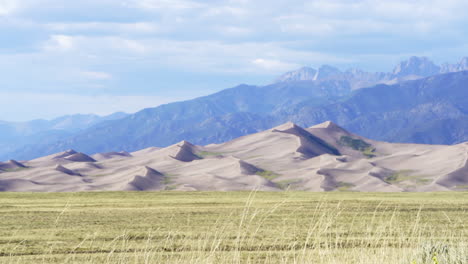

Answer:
[1,121,466,192]
[275,56,468,89]
[0,113,127,159]
[0,56,467,161]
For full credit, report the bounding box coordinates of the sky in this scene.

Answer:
[1,0,468,121]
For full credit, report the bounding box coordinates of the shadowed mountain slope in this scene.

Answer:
[1,58,467,161]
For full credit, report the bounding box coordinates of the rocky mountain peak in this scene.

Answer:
[392,56,440,77]
[314,65,342,80]
[275,67,317,82]
[441,57,468,73]
[460,57,468,65]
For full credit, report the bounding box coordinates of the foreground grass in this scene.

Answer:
[0,192,466,263]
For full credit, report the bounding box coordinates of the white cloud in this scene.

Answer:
[202,6,248,18]
[217,26,252,37]
[2,0,468,121]
[275,15,335,35]
[131,0,203,10]
[0,0,18,16]
[41,35,150,55]
[46,22,161,34]
[119,39,148,53]
[252,58,298,71]
[80,71,112,80]
[35,34,356,75]
[7,0,468,79]
[42,35,76,52]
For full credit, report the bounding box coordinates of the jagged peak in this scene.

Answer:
[274,67,317,83]
[455,57,468,69]
[346,68,364,75]
[313,65,342,80]
[294,66,316,72]
[274,64,345,83]
[393,56,440,77]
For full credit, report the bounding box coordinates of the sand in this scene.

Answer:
[0,121,466,192]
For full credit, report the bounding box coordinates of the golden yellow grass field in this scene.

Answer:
[0,192,466,263]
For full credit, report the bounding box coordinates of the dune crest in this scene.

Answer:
[127,166,164,191]
[0,160,27,171]
[436,155,468,188]
[53,149,78,159]
[170,141,201,162]
[1,122,466,192]
[55,165,82,176]
[93,151,133,161]
[273,122,340,157]
[65,153,96,162]
[238,160,263,175]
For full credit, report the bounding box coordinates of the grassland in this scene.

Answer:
[256,170,281,180]
[0,192,466,263]
[339,136,377,158]
[195,151,225,158]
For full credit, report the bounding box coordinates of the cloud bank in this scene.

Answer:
[1,0,468,120]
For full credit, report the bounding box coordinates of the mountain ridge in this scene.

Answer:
[1,56,467,161]
[3,70,468,161]
[275,56,468,89]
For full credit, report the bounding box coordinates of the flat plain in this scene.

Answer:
[0,192,466,263]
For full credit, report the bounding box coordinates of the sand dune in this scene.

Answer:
[0,179,40,192]
[0,160,26,171]
[126,166,165,191]
[435,143,468,189]
[238,160,263,175]
[0,121,466,192]
[55,165,82,176]
[64,153,96,162]
[272,122,340,158]
[53,149,78,159]
[131,147,162,156]
[93,151,132,161]
[170,141,201,162]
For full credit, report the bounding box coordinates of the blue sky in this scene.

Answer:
[1,0,468,121]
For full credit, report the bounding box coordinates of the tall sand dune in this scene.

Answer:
[93,151,132,161]
[0,121,466,192]
[55,165,82,176]
[65,153,96,162]
[170,141,201,162]
[126,166,164,191]
[0,160,26,171]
